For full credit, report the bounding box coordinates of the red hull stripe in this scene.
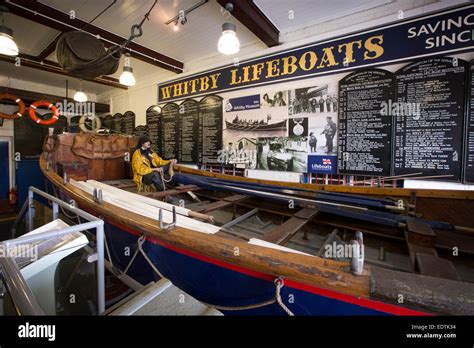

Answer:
[101,214,429,316]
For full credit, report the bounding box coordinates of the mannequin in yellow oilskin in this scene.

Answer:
[132,135,177,192]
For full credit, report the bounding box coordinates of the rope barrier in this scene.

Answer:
[114,233,295,315]
[275,277,294,316]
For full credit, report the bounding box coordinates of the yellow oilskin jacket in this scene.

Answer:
[132,148,170,190]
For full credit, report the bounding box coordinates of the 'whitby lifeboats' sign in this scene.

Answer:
[158,4,473,102]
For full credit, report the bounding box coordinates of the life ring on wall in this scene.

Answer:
[79,114,101,133]
[0,93,26,119]
[29,100,59,125]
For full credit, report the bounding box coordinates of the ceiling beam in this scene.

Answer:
[0,86,110,113]
[37,34,61,61]
[0,53,128,90]
[216,0,279,47]
[5,0,184,73]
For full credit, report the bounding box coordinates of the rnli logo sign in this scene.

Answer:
[309,155,337,174]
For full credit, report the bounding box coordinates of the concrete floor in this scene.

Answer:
[134,285,222,316]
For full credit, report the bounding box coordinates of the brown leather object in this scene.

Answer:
[72,133,130,159]
[43,135,58,153]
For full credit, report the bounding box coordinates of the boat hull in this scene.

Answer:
[101,214,423,316]
[42,157,430,316]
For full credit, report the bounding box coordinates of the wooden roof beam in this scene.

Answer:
[216,0,279,47]
[37,34,61,61]
[5,0,184,73]
[0,53,127,90]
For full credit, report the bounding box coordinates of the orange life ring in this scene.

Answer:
[0,93,26,119]
[29,100,59,125]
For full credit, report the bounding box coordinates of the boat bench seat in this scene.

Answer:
[405,221,460,280]
[139,185,200,199]
[262,208,319,245]
[195,195,250,213]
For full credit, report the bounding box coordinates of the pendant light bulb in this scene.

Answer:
[74,80,88,102]
[120,54,136,86]
[0,6,19,56]
[218,22,240,55]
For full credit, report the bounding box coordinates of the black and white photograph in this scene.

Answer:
[256,136,308,172]
[289,85,338,115]
[219,135,257,168]
[289,117,308,137]
[223,92,288,168]
[260,90,288,107]
[289,83,338,155]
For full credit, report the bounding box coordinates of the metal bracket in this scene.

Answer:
[350,231,364,276]
[397,199,404,209]
[93,188,103,204]
[87,253,99,263]
[159,206,176,230]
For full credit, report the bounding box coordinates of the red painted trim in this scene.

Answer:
[283,279,429,316]
[101,217,430,316]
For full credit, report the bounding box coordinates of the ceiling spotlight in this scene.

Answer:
[74,81,88,102]
[165,1,207,30]
[218,4,240,55]
[119,53,136,86]
[0,6,19,56]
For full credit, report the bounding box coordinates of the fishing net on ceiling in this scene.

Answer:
[56,31,121,80]
[55,0,158,80]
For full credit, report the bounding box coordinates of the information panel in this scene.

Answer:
[133,125,148,138]
[393,57,466,181]
[199,95,223,164]
[338,69,394,176]
[160,103,179,160]
[146,105,161,153]
[179,100,199,163]
[112,113,123,134]
[102,114,113,133]
[121,111,136,135]
[464,61,474,183]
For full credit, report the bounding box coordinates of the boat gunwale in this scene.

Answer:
[175,166,474,200]
[39,155,373,300]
